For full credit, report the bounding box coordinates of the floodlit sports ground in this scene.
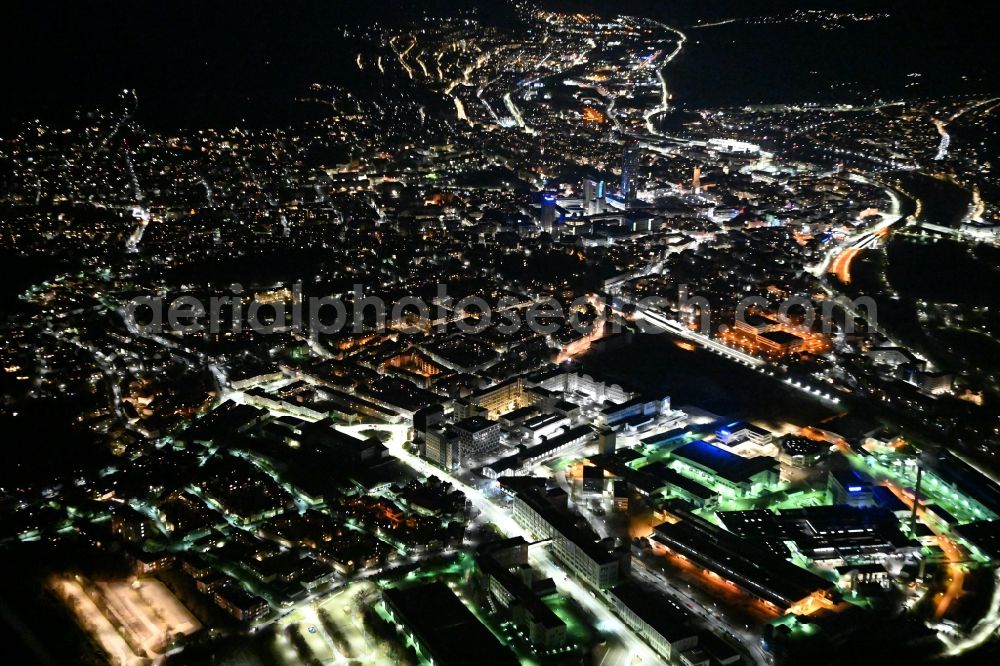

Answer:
[50,575,200,665]
[274,581,395,666]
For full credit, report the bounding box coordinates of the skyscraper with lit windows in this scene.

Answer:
[621,141,641,204]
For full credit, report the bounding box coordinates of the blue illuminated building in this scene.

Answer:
[828,468,875,507]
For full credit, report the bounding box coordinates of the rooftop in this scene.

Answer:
[652,509,833,609]
[609,581,697,643]
[671,440,776,484]
[383,583,518,666]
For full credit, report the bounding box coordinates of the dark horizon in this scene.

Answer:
[4,0,996,131]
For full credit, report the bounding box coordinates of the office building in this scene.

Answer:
[583,177,606,215]
[529,370,631,405]
[621,141,641,204]
[425,425,461,471]
[482,425,595,479]
[453,415,501,458]
[828,469,875,507]
[715,420,773,448]
[500,477,623,589]
[597,394,673,429]
[778,436,831,468]
[540,192,558,233]
[476,538,567,649]
[520,413,570,443]
[609,582,698,661]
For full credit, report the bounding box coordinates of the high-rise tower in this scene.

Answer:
[621,141,641,204]
[540,192,557,233]
[583,177,606,215]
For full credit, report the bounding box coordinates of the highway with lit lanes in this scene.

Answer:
[808,173,904,279]
[806,176,935,366]
[641,20,687,135]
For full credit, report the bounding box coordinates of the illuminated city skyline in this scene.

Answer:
[1,2,998,665]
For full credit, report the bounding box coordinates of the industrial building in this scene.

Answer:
[381,583,519,666]
[482,425,597,479]
[718,505,919,565]
[597,394,672,429]
[922,450,1000,521]
[651,503,835,613]
[668,440,779,498]
[715,421,773,448]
